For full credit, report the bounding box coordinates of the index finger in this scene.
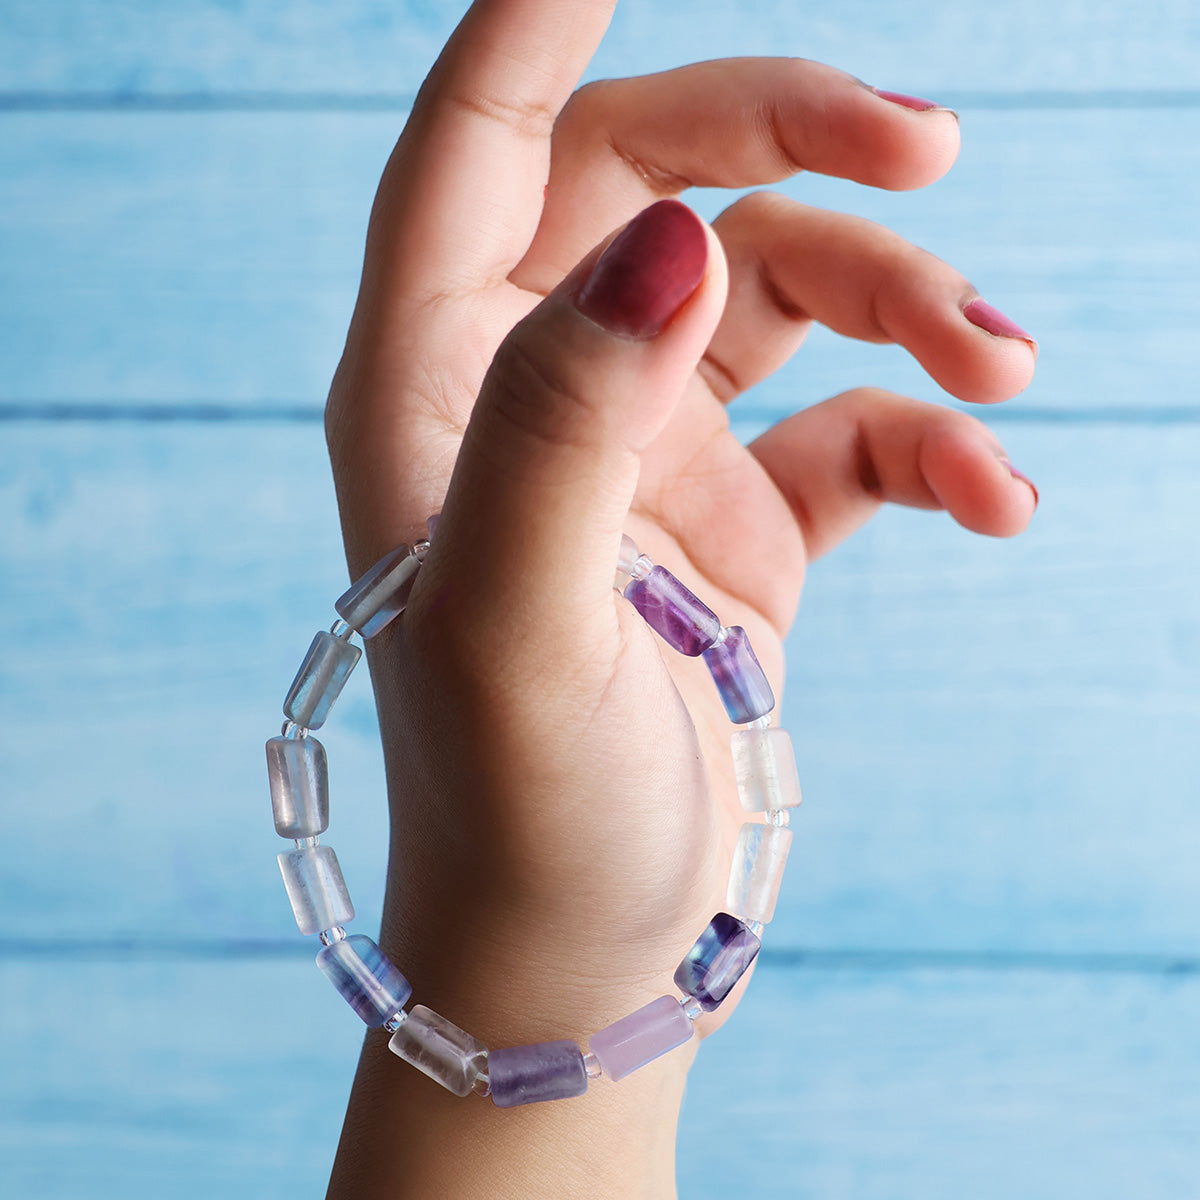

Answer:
[358,0,615,312]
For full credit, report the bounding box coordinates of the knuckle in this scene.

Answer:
[486,329,604,452]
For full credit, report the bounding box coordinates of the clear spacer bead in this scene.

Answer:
[413,539,431,562]
[281,720,306,739]
[767,808,791,827]
[746,920,765,937]
[294,835,321,850]
[630,553,654,582]
[680,996,704,1021]
[330,618,354,641]
[747,714,772,730]
[583,1050,603,1080]
[471,1070,491,1098]
[382,1008,408,1034]
[318,925,346,946]
[711,626,730,648]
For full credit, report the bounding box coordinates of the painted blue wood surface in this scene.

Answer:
[1,1,1197,1196]
[1,109,1196,412]
[1,957,1196,1198]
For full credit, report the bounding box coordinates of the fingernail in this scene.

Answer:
[964,298,1038,353]
[998,456,1039,507]
[575,199,708,339]
[871,87,951,113]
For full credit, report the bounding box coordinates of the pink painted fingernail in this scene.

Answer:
[964,298,1037,352]
[871,87,946,112]
[999,457,1039,507]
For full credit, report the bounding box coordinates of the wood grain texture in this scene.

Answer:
[2,957,1195,1198]
[0,109,1195,412]
[2,421,1196,954]
[2,0,1199,97]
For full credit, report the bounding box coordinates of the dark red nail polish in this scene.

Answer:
[575,199,708,339]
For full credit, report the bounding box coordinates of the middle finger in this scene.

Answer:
[512,57,960,292]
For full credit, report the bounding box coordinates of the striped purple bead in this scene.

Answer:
[702,626,775,723]
[624,566,721,656]
[488,1040,588,1108]
[673,912,761,1012]
[316,934,412,1027]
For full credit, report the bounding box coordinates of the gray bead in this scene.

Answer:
[335,544,420,638]
[282,631,361,729]
[266,735,329,838]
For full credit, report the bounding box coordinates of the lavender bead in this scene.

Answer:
[624,566,720,656]
[316,934,412,1026]
[488,1040,588,1108]
[673,912,761,1012]
[283,631,361,729]
[589,996,694,1082]
[335,544,420,638]
[702,627,775,723]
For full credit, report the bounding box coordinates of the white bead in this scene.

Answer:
[726,822,792,924]
[277,844,355,935]
[730,727,802,813]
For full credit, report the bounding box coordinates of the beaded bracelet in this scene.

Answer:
[266,519,802,1107]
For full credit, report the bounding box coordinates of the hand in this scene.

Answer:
[325,1,1038,1194]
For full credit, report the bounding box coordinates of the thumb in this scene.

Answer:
[428,200,727,637]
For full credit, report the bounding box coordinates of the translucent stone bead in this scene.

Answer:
[673,912,761,1012]
[265,734,329,838]
[614,533,640,589]
[624,566,721,656]
[730,727,802,813]
[488,1040,588,1108]
[316,934,412,1027]
[277,844,354,935]
[334,544,421,638]
[702,626,775,723]
[588,996,694,1082]
[389,1004,489,1097]
[282,631,362,730]
[727,823,793,925]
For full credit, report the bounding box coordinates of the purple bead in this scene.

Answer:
[488,1040,588,1108]
[589,996,694,1082]
[316,934,412,1027]
[624,566,721,656]
[702,626,775,723]
[674,912,761,1012]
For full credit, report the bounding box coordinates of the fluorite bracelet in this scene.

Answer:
[266,520,802,1107]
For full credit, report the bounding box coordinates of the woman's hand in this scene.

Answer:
[325,2,1038,1195]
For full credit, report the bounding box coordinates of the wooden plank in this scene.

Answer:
[2,420,1197,953]
[0,109,1196,413]
[1,957,1194,1198]
[2,0,1199,97]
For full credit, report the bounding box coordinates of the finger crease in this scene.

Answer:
[852,421,883,499]
[605,133,694,195]
[698,352,742,403]
[759,100,808,179]
[445,88,558,142]
[756,259,809,323]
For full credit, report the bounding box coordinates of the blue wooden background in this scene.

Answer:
[2,2,1198,1196]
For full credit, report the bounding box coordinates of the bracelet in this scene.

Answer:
[266,519,802,1108]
